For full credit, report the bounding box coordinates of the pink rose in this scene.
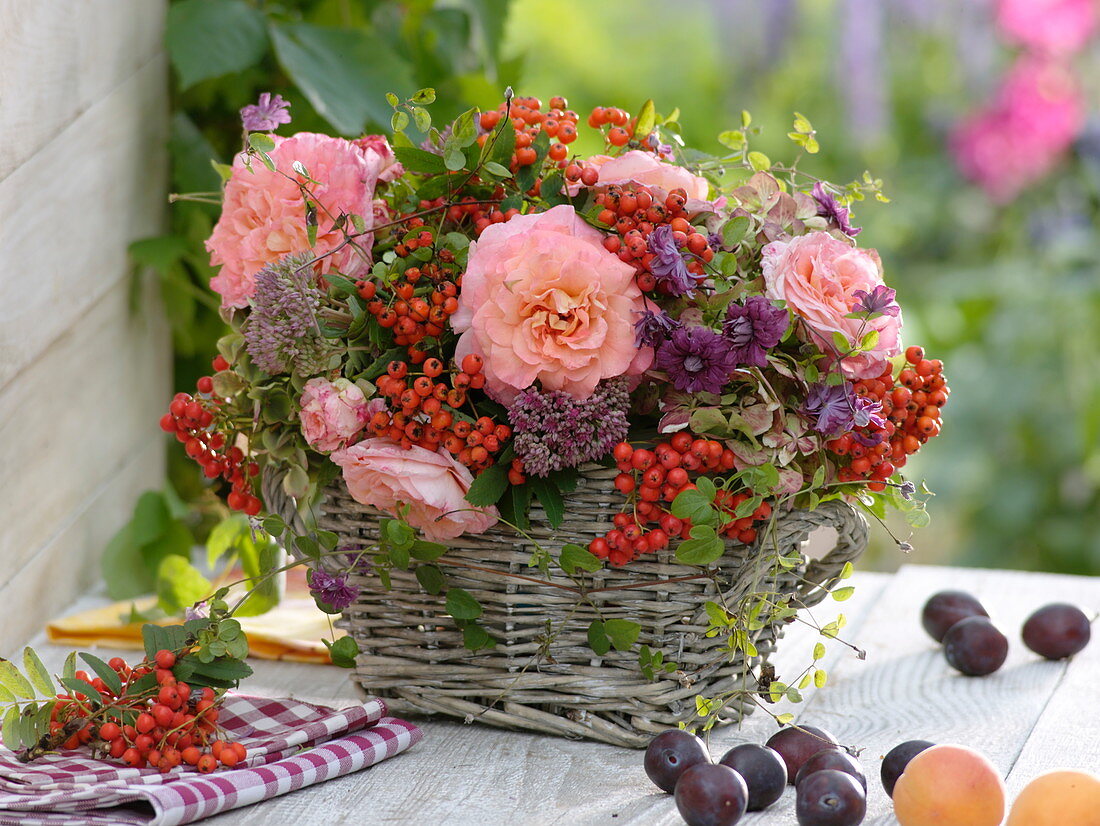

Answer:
[299,378,374,453]
[997,0,1098,54]
[762,232,901,380]
[332,439,498,541]
[206,132,394,309]
[452,205,652,402]
[570,150,711,204]
[354,134,405,183]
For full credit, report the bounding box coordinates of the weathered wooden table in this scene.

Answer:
[28,564,1099,825]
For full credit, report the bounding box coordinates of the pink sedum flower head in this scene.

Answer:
[332,439,498,542]
[206,132,396,309]
[761,231,902,380]
[996,0,1098,55]
[451,205,653,403]
[298,377,374,453]
[952,56,1083,203]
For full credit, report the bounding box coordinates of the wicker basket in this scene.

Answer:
[265,464,867,748]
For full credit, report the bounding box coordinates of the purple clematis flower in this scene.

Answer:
[634,308,681,348]
[852,284,900,317]
[722,296,789,367]
[241,93,292,133]
[647,224,696,296]
[812,181,862,237]
[308,569,358,612]
[803,382,885,437]
[655,326,737,394]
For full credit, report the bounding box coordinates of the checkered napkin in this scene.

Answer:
[0,695,422,825]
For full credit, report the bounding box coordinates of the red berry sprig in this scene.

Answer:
[827,347,950,490]
[159,358,260,515]
[49,650,243,774]
[589,433,770,567]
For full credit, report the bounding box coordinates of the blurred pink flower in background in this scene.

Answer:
[951,56,1084,203]
[207,133,393,308]
[996,0,1099,55]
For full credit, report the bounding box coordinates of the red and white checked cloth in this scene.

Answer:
[0,694,422,825]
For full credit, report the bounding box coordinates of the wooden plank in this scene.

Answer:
[0,274,171,588]
[0,54,169,391]
[0,1,166,182]
[0,438,164,653]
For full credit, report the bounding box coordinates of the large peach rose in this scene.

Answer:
[762,232,902,379]
[452,205,652,402]
[332,439,497,542]
[571,150,710,202]
[206,132,393,309]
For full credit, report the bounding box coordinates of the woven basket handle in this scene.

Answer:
[789,499,869,609]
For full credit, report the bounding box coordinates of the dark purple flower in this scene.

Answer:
[852,285,900,317]
[308,569,358,612]
[804,382,885,437]
[812,182,862,237]
[647,224,696,296]
[241,93,292,133]
[508,379,630,477]
[634,309,680,347]
[722,296,789,367]
[655,326,737,395]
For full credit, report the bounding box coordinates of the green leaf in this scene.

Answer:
[587,621,611,656]
[839,561,854,580]
[718,130,745,150]
[393,146,448,175]
[445,588,482,620]
[559,544,602,575]
[409,540,448,562]
[464,463,509,506]
[21,648,54,696]
[748,151,771,171]
[831,586,855,602]
[411,88,437,104]
[79,654,122,696]
[323,636,360,668]
[270,22,414,136]
[814,669,828,688]
[831,331,851,353]
[449,108,479,147]
[166,0,269,90]
[58,678,103,705]
[671,489,717,525]
[156,556,213,616]
[248,132,276,154]
[720,215,751,248]
[633,99,656,139]
[443,145,466,171]
[391,110,410,133]
[906,508,932,528]
[482,161,512,179]
[415,564,446,595]
[0,685,13,704]
[813,642,827,660]
[462,623,497,652]
[674,527,725,566]
[528,478,565,529]
[0,659,34,699]
[101,526,151,602]
[604,619,641,652]
[2,706,20,750]
[861,329,880,351]
[173,654,253,688]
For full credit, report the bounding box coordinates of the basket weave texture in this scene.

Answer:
[266,464,867,748]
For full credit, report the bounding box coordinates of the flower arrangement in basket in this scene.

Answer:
[160,89,949,747]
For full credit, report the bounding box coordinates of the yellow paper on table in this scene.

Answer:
[46,591,342,664]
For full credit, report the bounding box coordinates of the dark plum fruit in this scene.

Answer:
[718,743,787,811]
[645,729,709,793]
[921,590,989,642]
[1022,603,1092,660]
[674,763,749,826]
[942,616,1009,676]
[795,769,867,826]
[795,749,867,792]
[766,725,840,783]
[880,739,934,797]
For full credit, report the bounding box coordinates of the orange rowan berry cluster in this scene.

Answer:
[827,347,950,490]
[588,433,771,567]
[50,650,242,774]
[159,355,260,515]
[586,105,640,148]
[371,353,510,472]
[478,95,579,170]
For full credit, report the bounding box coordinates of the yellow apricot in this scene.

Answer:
[892,744,1005,826]
[1006,769,1100,826]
